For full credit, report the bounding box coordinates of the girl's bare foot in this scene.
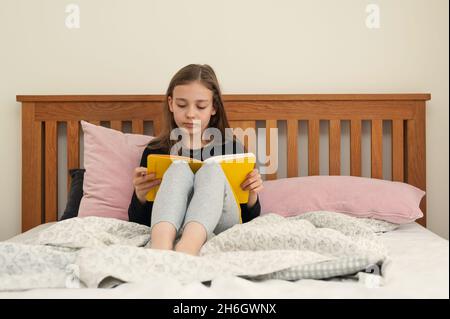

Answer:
[150,221,176,250]
[174,222,207,256]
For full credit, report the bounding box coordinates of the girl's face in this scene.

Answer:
[168,81,217,138]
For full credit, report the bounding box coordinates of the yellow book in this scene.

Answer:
[145,153,256,205]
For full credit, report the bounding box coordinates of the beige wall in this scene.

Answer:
[0,0,448,240]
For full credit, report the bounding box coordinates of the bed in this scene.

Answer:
[1,93,448,298]
[3,221,447,298]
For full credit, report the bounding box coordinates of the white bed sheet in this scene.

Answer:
[1,221,448,299]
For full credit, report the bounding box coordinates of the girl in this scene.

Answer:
[128,64,263,256]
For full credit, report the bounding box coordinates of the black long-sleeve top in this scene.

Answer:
[128,139,261,227]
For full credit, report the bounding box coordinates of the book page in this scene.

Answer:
[203,152,256,164]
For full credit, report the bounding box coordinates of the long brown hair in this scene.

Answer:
[147,64,232,153]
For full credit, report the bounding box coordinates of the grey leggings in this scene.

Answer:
[151,161,241,238]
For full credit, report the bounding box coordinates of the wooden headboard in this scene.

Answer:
[17,94,430,231]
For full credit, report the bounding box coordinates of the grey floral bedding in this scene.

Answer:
[0,211,397,291]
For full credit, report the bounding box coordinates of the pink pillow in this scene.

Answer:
[78,121,153,220]
[258,175,425,224]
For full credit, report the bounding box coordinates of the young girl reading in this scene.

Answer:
[128,64,263,256]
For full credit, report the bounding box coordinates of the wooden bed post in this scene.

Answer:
[406,101,427,227]
[22,102,43,231]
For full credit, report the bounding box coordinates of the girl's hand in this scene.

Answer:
[241,168,263,194]
[133,167,161,205]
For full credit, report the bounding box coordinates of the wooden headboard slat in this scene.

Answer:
[111,120,122,131]
[265,120,278,180]
[229,120,257,153]
[392,120,405,182]
[153,118,163,136]
[67,121,80,170]
[371,120,384,179]
[329,120,341,175]
[287,120,299,178]
[132,120,144,134]
[44,121,58,223]
[350,119,362,177]
[308,120,320,176]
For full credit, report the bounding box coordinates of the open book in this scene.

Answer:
[145,153,256,204]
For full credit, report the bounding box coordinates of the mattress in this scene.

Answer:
[1,221,448,299]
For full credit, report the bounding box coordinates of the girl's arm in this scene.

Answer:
[240,165,263,222]
[128,148,153,226]
[128,192,153,226]
[240,195,261,222]
[241,168,263,207]
[128,146,164,226]
[247,191,258,208]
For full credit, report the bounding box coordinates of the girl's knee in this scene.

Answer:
[166,160,194,179]
[195,162,223,181]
